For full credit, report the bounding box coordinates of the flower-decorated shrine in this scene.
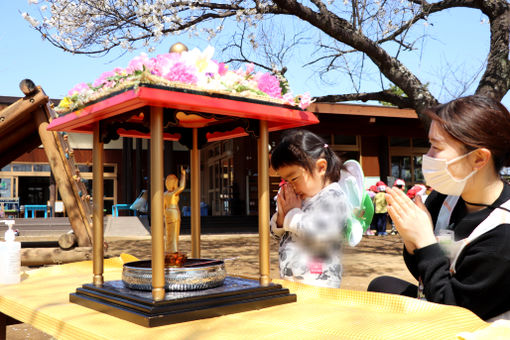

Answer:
[46,45,319,326]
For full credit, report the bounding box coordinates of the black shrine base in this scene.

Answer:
[70,276,296,327]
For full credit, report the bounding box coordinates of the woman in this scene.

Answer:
[368,95,510,321]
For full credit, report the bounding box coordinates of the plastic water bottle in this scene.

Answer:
[0,220,21,284]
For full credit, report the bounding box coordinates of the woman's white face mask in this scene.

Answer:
[422,150,478,196]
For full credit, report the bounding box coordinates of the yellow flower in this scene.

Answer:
[58,97,72,109]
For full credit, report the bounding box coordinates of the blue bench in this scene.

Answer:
[112,204,137,217]
[24,205,48,218]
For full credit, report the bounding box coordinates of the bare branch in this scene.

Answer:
[24,0,510,112]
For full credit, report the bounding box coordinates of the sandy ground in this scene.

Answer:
[6,233,415,339]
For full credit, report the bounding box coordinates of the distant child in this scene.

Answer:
[366,185,379,235]
[389,179,406,235]
[373,181,388,236]
[269,130,349,288]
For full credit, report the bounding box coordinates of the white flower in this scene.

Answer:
[182,45,219,86]
[21,12,40,27]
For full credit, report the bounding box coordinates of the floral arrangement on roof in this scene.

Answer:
[56,46,313,114]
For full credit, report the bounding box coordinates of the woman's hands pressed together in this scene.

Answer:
[385,187,436,254]
[276,183,303,228]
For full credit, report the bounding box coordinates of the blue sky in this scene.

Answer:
[1,2,508,108]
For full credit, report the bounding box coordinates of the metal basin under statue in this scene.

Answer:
[122,259,226,291]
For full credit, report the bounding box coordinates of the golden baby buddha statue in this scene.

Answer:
[164,167,187,266]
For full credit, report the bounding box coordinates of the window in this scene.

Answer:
[78,165,92,173]
[390,137,411,147]
[389,138,429,186]
[104,166,115,173]
[331,135,360,162]
[33,164,51,172]
[81,178,115,212]
[79,163,117,209]
[413,138,429,148]
[414,156,424,183]
[203,140,234,216]
[501,167,510,183]
[391,156,412,183]
[336,151,360,163]
[0,178,11,198]
[333,135,357,146]
[12,164,31,172]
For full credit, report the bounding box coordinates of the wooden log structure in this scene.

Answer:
[34,106,92,247]
[19,78,37,96]
[58,232,78,250]
[0,80,94,247]
[21,247,93,267]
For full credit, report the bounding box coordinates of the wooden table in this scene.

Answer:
[0,256,490,340]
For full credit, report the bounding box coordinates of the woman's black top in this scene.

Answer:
[403,181,510,320]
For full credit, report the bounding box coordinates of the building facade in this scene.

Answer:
[1,96,431,217]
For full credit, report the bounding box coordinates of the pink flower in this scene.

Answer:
[246,63,254,75]
[151,53,182,77]
[92,70,118,88]
[217,62,228,76]
[68,82,90,96]
[282,93,295,106]
[256,73,282,98]
[298,92,313,110]
[126,53,152,74]
[163,62,198,84]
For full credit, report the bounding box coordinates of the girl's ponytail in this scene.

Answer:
[322,144,342,183]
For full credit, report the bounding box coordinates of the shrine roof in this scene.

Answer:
[47,84,319,143]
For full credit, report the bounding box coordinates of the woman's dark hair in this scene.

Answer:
[270,129,343,183]
[424,95,510,172]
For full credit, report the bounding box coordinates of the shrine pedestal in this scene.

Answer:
[70,277,296,327]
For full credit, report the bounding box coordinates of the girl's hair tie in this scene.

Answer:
[324,144,329,148]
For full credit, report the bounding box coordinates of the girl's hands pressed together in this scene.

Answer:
[276,183,303,228]
[385,187,436,254]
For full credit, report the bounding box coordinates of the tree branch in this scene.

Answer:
[314,90,414,109]
[272,0,438,113]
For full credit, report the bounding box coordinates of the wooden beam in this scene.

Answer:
[34,108,92,247]
[0,87,49,129]
[309,102,418,119]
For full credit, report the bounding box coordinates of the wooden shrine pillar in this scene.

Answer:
[135,139,143,195]
[122,138,133,204]
[191,128,201,258]
[92,123,104,286]
[258,120,270,286]
[150,107,165,301]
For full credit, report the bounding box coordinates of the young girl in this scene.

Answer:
[270,130,349,288]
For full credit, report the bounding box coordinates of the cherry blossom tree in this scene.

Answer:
[23,0,509,115]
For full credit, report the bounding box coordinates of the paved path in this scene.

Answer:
[0,216,150,242]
